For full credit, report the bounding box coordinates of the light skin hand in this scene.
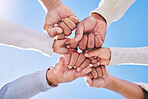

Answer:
[40,0,79,38]
[85,47,111,66]
[64,52,90,72]
[46,57,92,85]
[69,13,107,49]
[53,38,76,55]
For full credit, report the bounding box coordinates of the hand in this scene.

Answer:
[43,2,79,38]
[85,47,111,66]
[69,13,107,49]
[53,38,77,55]
[46,57,92,85]
[64,52,90,72]
[85,65,112,88]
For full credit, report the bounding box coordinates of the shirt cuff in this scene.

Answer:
[90,0,136,27]
[134,82,148,92]
[34,68,54,92]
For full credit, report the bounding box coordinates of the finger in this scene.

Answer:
[64,18,76,30]
[69,16,79,24]
[47,27,62,37]
[74,22,84,41]
[100,65,107,78]
[68,52,79,69]
[75,67,92,78]
[56,48,70,55]
[94,33,103,48]
[79,34,88,50]
[96,67,103,78]
[87,33,95,49]
[69,38,79,48]
[100,59,110,66]
[64,54,71,67]
[93,62,100,67]
[57,33,65,40]
[85,75,93,87]
[91,68,98,79]
[89,57,95,61]
[88,73,93,80]
[59,22,72,36]
[75,53,85,68]
[91,59,98,64]
[77,59,90,72]
[56,57,65,70]
[85,49,101,57]
[54,39,67,47]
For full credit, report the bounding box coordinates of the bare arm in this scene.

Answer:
[86,66,146,99]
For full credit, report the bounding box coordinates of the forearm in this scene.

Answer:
[0,69,52,99]
[91,0,136,27]
[109,47,148,66]
[0,19,54,57]
[39,0,62,11]
[104,76,145,99]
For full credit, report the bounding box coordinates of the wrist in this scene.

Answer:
[46,67,60,86]
[91,13,106,24]
[103,76,115,89]
[39,0,62,11]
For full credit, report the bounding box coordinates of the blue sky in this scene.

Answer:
[0,0,148,99]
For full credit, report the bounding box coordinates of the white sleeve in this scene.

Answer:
[0,69,53,99]
[0,19,54,57]
[134,82,148,92]
[109,47,148,66]
[91,0,136,27]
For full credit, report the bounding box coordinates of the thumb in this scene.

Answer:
[56,39,67,47]
[56,48,69,55]
[47,27,63,37]
[74,22,84,41]
[76,67,92,78]
[55,57,65,70]
[69,38,79,48]
[84,49,100,57]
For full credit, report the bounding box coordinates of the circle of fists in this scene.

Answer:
[44,3,108,81]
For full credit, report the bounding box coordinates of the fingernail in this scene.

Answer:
[57,29,62,33]
[94,32,99,35]
[77,68,81,72]
[66,42,69,45]
[103,75,106,78]
[68,65,72,69]
[97,62,100,65]
[101,41,103,44]
[85,53,89,56]
[74,66,77,68]
[54,24,58,27]
[66,45,71,48]
[75,35,79,41]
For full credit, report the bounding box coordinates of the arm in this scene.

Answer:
[105,76,145,99]
[91,0,136,27]
[85,47,148,66]
[0,19,54,57]
[86,66,146,99]
[109,47,148,66]
[0,69,52,99]
[0,54,91,99]
[38,0,79,39]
